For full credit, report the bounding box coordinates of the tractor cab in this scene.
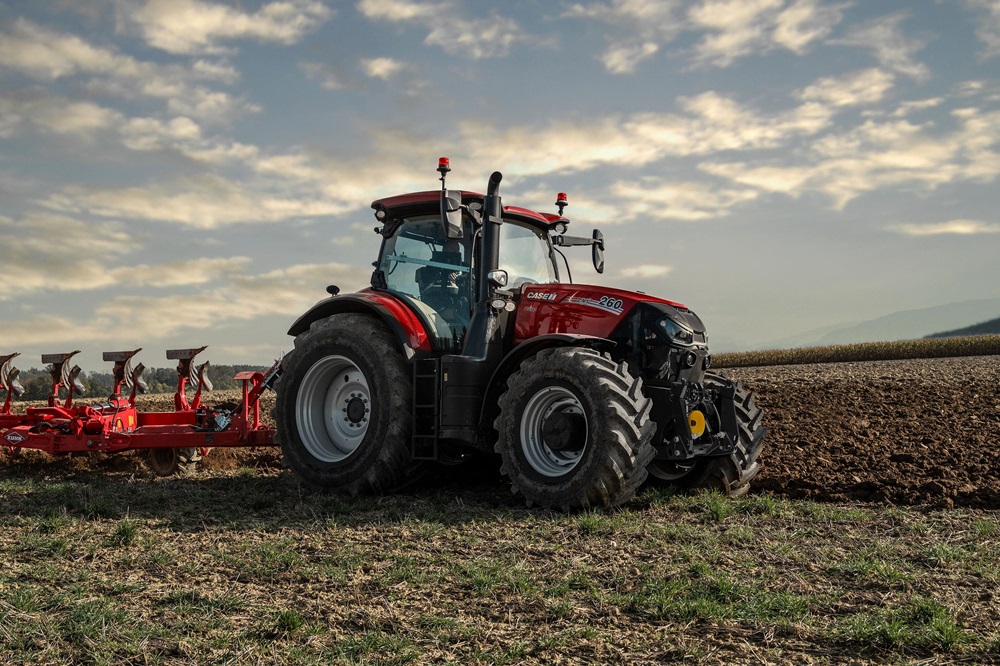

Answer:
[371,189,561,351]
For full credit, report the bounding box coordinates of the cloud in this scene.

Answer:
[688,0,845,67]
[356,0,443,21]
[300,61,348,90]
[0,19,254,120]
[0,18,122,80]
[122,0,332,55]
[356,0,527,59]
[359,57,406,80]
[601,42,660,74]
[831,13,929,80]
[565,0,844,73]
[965,0,1000,58]
[1,213,253,297]
[770,0,846,52]
[619,264,673,278]
[890,98,944,117]
[564,0,681,73]
[198,90,839,219]
[112,257,253,288]
[120,116,259,163]
[797,68,895,107]
[0,96,123,138]
[891,219,1000,236]
[1,262,361,348]
[457,91,832,178]
[42,174,350,229]
[611,179,758,221]
[700,107,1000,208]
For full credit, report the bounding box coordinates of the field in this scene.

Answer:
[2,355,999,664]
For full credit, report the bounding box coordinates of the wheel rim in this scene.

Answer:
[296,355,371,463]
[519,385,588,478]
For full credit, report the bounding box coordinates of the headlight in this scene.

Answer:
[658,316,694,344]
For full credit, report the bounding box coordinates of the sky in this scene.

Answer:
[2,0,999,371]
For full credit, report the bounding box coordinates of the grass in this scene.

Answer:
[2,468,1000,664]
[712,334,1000,368]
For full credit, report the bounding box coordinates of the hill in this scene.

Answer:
[756,297,1000,349]
[927,316,1000,338]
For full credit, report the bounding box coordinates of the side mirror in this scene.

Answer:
[441,189,464,239]
[592,229,605,274]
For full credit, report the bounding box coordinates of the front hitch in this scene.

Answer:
[646,380,739,461]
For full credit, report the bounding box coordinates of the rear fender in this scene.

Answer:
[287,294,432,358]
[479,334,615,428]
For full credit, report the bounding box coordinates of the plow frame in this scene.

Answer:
[1,350,279,460]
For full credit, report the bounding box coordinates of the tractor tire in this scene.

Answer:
[272,313,418,495]
[147,447,201,477]
[647,373,765,497]
[494,347,656,511]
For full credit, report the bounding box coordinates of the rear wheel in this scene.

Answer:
[647,373,765,496]
[273,313,418,494]
[494,347,655,511]
[147,447,201,476]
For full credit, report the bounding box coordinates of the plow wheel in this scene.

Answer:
[494,347,656,511]
[647,372,766,497]
[147,447,202,477]
[273,313,419,495]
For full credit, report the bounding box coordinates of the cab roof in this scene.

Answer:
[371,190,569,229]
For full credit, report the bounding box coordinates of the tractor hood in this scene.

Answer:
[513,283,705,343]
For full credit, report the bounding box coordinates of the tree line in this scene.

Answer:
[3,364,269,402]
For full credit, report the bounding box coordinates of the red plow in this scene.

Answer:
[0,347,277,475]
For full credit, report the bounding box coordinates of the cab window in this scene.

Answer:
[379,215,473,345]
[499,222,558,288]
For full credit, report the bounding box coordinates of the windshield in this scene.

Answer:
[499,222,558,288]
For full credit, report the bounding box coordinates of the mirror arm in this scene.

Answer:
[553,235,599,247]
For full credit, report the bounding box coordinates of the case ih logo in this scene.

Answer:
[4,431,26,445]
[526,291,558,301]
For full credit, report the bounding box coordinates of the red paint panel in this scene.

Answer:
[514,283,687,343]
[502,205,552,225]
[371,190,484,210]
[138,411,197,427]
[354,288,432,351]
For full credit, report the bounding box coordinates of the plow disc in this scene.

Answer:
[0,346,278,475]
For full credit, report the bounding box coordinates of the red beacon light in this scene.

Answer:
[437,156,451,188]
[555,192,568,217]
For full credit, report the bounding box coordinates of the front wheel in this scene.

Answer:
[494,347,656,511]
[273,313,418,495]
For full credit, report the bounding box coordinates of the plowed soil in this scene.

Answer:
[4,355,999,507]
[722,355,1000,508]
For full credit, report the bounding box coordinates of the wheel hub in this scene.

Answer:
[346,396,367,424]
[541,412,586,452]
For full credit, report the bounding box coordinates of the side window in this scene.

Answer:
[381,230,433,298]
[379,216,473,344]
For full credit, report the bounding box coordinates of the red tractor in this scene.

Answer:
[273,160,766,510]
